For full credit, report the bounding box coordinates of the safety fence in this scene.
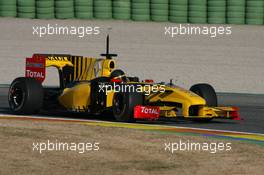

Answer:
[0,0,263,25]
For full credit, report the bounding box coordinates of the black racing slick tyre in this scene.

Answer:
[8,77,43,115]
[113,91,143,122]
[190,83,217,107]
[189,83,217,122]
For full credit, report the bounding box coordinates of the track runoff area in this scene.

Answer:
[0,85,263,145]
[0,114,263,146]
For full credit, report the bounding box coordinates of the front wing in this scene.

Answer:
[133,105,240,121]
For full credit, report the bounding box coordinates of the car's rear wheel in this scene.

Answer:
[113,91,143,122]
[8,77,43,114]
[190,83,217,122]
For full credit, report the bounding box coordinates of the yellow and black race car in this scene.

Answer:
[8,36,240,122]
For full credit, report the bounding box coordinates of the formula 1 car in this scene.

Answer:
[8,35,240,122]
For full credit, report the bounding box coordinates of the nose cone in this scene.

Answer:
[166,86,206,105]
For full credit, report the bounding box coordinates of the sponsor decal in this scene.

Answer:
[47,56,68,61]
[25,54,46,82]
[26,62,44,68]
[141,106,159,115]
[134,106,160,120]
[26,70,45,79]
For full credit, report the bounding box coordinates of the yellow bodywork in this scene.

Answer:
[64,57,116,81]
[145,85,237,119]
[57,82,115,111]
[45,56,115,78]
[147,86,206,117]
[43,55,237,119]
[44,55,116,111]
[45,56,73,69]
[59,83,91,111]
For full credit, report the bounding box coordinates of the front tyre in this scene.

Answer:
[190,83,217,107]
[190,83,217,122]
[112,91,143,122]
[8,77,43,114]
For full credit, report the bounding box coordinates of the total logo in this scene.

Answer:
[26,70,44,78]
[134,105,160,119]
[141,106,159,115]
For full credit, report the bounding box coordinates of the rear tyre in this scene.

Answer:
[8,77,43,115]
[113,91,143,122]
[189,83,217,122]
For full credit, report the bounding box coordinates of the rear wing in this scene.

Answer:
[25,54,116,86]
[25,54,73,83]
[25,54,46,82]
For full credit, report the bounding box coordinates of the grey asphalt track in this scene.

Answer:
[0,85,263,134]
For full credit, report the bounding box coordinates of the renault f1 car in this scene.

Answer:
[8,35,240,122]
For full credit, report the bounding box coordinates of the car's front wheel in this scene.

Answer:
[112,91,143,122]
[190,83,218,107]
[189,83,217,122]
